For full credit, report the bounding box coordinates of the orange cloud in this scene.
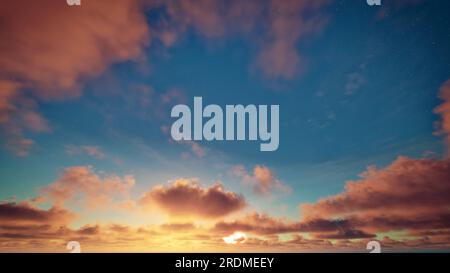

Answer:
[301,156,450,234]
[434,79,450,155]
[160,222,196,231]
[164,0,329,79]
[0,1,331,155]
[0,0,149,98]
[256,0,329,80]
[232,165,290,196]
[41,166,135,209]
[0,0,150,154]
[139,178,246,218]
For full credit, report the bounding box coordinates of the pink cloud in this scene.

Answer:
[139,178,246,218]
[434,79,450,155]
[232,165,290,196]
[0,0,150,154]
[300,156,450,234]
[164,0,330,79]
[41,166,135,209]
[256,0,329,80]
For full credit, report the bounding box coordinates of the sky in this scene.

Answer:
[0,0,449,252]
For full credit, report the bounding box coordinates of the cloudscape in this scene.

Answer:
[0,0,449,252]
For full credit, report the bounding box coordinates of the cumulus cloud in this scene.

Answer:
[219,156,450,241]
[0,201,75,226]
[139,178,246,218]
[0,0,149,98]
[0,0,150,154]
[232,165,290,196]
[300,156,450,233]
[41,166,135,209]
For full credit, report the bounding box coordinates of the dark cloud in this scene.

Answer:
[0,202,75,225]
[139,179,246,218]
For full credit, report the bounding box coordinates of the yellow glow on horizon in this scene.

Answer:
[223,232,247,245]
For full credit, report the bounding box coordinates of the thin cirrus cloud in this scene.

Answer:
[65,145,105,159]
[138,178,246,218]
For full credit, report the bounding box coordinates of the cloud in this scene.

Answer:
[300,156,450,233]
[232,165,290,196]
[164,0,330,80]
[0,0,150,153]
[256,0,329,80]
[5,138,34,157]
[0,0,149,98]
[0,1,331,155]
[0,201,75,226]
[434,79,450,155]
[178,141,207,158]
[189,142,207,158]
[214,212,369,239]
[160,222,196,231]
[219,153,450,242]
[41,166,135,209]
[315,229,375,240]
[66,145,105,159]
[139,178,246,218]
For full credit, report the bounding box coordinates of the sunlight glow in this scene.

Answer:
[223,232,247,245]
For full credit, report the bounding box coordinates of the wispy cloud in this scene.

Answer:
[66,145,105,159]
[232,165,290,196]
[41,166,135,209]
